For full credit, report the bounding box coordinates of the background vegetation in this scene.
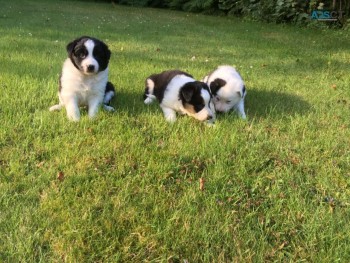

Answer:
[0,0,350,261]
[110,0,350,26]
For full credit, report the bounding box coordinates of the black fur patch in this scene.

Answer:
[179,81,209,113]
[105,81,115,94]
[66,36,111,73]
[104,81,115,105]
[209,78,226,96]
[145,70,193,103]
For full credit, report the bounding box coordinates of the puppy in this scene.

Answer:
[203,65,246,119]
[144,70,215,123]
[50,36,115,121]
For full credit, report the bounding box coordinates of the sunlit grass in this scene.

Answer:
[0,0,350,261]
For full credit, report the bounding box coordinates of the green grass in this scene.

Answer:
[1,0,350,261]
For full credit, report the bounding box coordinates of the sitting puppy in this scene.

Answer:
[144,70,215,123]
[203,65,246,119]
[50,36,115,121]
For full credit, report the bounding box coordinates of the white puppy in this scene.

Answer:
[203,65,246,119]
[50,36,115,121]
[144,70,215,123]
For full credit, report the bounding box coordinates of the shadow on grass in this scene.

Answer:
[245,89,311,119]
[111,88,147,114]
[111,86,312,120]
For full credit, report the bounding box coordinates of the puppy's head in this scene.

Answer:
[66,36,111,75]
[179,81,215,123]
[210,78,245,113]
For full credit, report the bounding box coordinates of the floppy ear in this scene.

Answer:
[105,46,111,61]
[210,78,226,95]
[66,39,78,56]
[236,85,246,98]
[181,84,195,102]
[66,36,89,55]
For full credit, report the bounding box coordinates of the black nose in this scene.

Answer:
[87,65,95,72]
[207,115,213,120]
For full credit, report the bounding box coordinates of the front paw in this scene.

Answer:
[66,108,80,121]
[67,113,80,122]
[165,115,176,123]
[162,107,177,123]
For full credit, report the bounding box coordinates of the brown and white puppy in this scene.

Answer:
[203,65,246,119]
[144,70,215,123]
[50,36,115,121]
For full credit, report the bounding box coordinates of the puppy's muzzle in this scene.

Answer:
[87,64,95,73]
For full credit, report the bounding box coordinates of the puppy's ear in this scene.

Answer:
[181,84,195,102]
[236,85,246,98]
[210,78,226,95]
[66,39,78,55]
[105,46,111,61]
[66,36,89,55]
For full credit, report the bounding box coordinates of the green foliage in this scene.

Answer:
[166,0,187,9]
[115,0,163,7]
[114,0,349,26]
[182,0,217,12]
[218,0,311,23]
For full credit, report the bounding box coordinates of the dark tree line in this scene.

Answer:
[94,0,350,26]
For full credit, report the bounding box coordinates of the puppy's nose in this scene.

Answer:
[207,115,213,120]
[87,65,95,72]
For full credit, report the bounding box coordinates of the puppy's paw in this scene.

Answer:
[67,109,80,121]
[162,108,177,123]
[49,104,62,111]
[68,115,80,122]
[237,110,247,120]
[165,115,176,123]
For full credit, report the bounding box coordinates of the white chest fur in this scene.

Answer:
[60,59,108,106]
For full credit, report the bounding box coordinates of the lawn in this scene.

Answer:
[0,0,350,261]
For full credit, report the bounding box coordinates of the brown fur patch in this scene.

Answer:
[184,103,196,114]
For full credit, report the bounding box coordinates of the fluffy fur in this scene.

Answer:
[144,70,215,123]
[49,36,115,121]
[203,65,246,119]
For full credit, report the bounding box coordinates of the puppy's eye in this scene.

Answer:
[227,100,231,103]
[216,97,220,101]
[75,50,87,59]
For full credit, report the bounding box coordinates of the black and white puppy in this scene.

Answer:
[50,36,115,121]
[144,70,215,123]
[203,65,246,119]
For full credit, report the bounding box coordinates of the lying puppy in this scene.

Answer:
[203,65,246,119]
[50,36,115,121]
[144,70,215,123]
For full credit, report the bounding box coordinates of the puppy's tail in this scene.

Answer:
[103,82,116,112]
[104,81,115,105]
[144,94,156,105]
[144,78,156,104]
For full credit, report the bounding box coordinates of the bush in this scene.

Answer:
[111,0,349,26]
